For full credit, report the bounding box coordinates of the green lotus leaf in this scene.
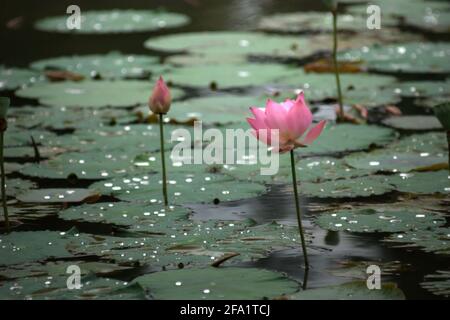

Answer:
[288,281,405,300]
[421,270,450,297]
[0,66,44,91]
[16,80,184,108]
[339,42,450,74]
[35,10,190,34]
[31,52,165,80]
[315,207,445,233]
[382,115,442,131]
[385,227,450,255]
[134,267,299,300]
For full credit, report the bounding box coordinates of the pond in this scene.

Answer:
[0,0,449,300]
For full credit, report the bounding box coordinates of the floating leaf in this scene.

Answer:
[345,150,447,173]
[298,175,393,198]
[315,207,445,233]
[385,227,450,255]
[276,71,397,106]
[20,151,148,180]
[164,63,296,89]
[421,270,450,297]
[31,52,163,80]
[17,188,99,203]
[258,12,397,33]
[144,31,324,60]
[5,178,36,198]
[382,115,442,131]
[134,267,299,300]
[386,171,450,194]
[90,171,266,204]
[339,42,450,74]
[287,281,405,300]
[161,95,266,125]
[0,231,76,266]
[299,124,395,156]
[16,80,184,108]
[0,66,44,91]
[35,10,190,34]
[0,275,145,300]
[59,202,190,234]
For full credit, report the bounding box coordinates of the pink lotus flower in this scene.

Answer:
[247,92,326,153]
[149,76,171,114]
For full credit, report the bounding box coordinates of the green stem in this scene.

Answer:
[332,10,344,122]
[0,131,9,232]
[159,114,168,206]
[290,150,309,269]
[447,131,450,174]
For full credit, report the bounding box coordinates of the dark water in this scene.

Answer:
[1,0,449,300]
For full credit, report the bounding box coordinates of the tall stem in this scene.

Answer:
[159,114,168,206]
[447,131,450,174]
[332,10,344,122]
[0,131,9,232]
[290,150,309,269]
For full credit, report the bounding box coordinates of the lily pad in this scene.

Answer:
[385,227,450,255]
[31,52,163,80]
[382,116,442,131]
[15,80,184,108]
[162,95,266,124]
[59,202,190,234]
[144,31,324,60]
[35,10,190,34]
[8,105,130,130]
[299,175,393,198]
[0,66,44,91]
[164,63,296,89]
[421,270,450,297]
[386,171,450,194]
[90,171,266,204]
[276,71,397,104]
[6,178,37,198]
[389,80,450,98]
[17,188,99,203]
[288,281,405,300]
[0,275,145,300]
[315,207,445,233]
[339,42,450,74]
[134,267,299,300]
[0,231,76,266]
[299,124,395,156]
[258,12,397,33]
[20,151,147,180]
[345,150,447,173]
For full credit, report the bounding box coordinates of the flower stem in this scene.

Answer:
[0,131,9,233]
[159,113,168,206]
[447,131,450,174]
[332,9,344,122]
[290,150,309,269]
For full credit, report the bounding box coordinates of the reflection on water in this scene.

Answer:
[190,185,449,299]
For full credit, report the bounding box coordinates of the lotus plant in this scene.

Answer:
[0,97,10,232]
[149,77,172,206]
[247,92,326,269]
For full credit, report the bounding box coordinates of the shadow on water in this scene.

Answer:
[189,185,450,300]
